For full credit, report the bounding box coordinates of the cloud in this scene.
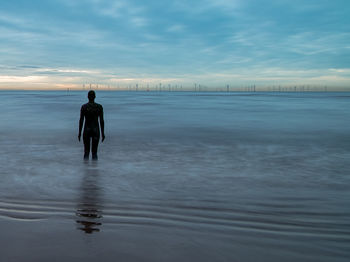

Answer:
[35,68,98,75]
[284,32,350,56]
[167,24,185,33]
[0,75,48,83]
[0,0,349,89]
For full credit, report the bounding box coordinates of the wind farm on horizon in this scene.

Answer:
[76,83,340,93]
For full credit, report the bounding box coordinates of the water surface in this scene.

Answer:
[0,91,349,261]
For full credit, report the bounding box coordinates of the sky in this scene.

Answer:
[0,0,349,90]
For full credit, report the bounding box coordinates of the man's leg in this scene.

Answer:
[83,134,91,160]
[91,136,99,160]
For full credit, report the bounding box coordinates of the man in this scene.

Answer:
[78,90,105,160]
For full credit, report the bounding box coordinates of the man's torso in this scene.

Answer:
[81,102,103,134]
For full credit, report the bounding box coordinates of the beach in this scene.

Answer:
[0,91,349,261]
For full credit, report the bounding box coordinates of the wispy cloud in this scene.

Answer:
[35,68,98,74]
[0,75,47,83]
[167,24,185,33]
[0,0,349,89]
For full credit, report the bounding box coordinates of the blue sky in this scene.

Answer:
[0,0,349,89]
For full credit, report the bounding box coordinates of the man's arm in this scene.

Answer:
[78,106,84,141]
[100,106,105,142]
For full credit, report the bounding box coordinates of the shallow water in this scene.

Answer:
[0,91,350,261]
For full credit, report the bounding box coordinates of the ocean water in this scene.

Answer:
[0,90,349,261]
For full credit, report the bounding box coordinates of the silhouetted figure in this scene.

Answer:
[78,90,105,160]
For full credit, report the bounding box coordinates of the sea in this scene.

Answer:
[0,90,349,262]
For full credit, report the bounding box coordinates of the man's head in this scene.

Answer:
[88,90,96,101]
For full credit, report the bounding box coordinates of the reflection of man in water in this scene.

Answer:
[76,165,103,234]
[78,90,105,160]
